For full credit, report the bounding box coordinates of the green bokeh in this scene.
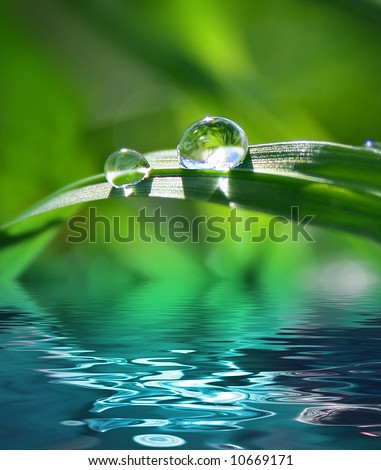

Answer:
[1,0,381,279]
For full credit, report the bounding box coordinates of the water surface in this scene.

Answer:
[1,277,381,450]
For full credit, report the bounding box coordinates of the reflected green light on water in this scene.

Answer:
[1,268,381,450]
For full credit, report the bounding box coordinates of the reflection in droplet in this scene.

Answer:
[133,434,185,448]
[178,116,248,170]
[297,406,381,426]
[104,148,151,188]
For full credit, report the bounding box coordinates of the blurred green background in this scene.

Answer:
[2,0,381,281]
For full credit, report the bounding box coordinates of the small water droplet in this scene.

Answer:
[177,116,249,170]
[364,139,381,151]
[104,148,151,188]
[133,434,185,448]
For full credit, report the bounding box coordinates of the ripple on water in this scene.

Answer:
[133,434,185,448]
[86,406,274,433]
[86,418,170,432]
[297,406,381,426]
[2,281,381,451]
[210,443,245,450]
[61,420,86,426]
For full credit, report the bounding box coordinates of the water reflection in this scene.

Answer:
[297,406,381,426]
[1,279,381,449]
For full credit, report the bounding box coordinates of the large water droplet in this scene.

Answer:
[133,434,185,448]
[104,148,151,188]
[177,116,249,170]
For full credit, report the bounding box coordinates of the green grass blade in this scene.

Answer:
[1,140,381,280]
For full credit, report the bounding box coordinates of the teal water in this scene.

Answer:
[1,279,381,450]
